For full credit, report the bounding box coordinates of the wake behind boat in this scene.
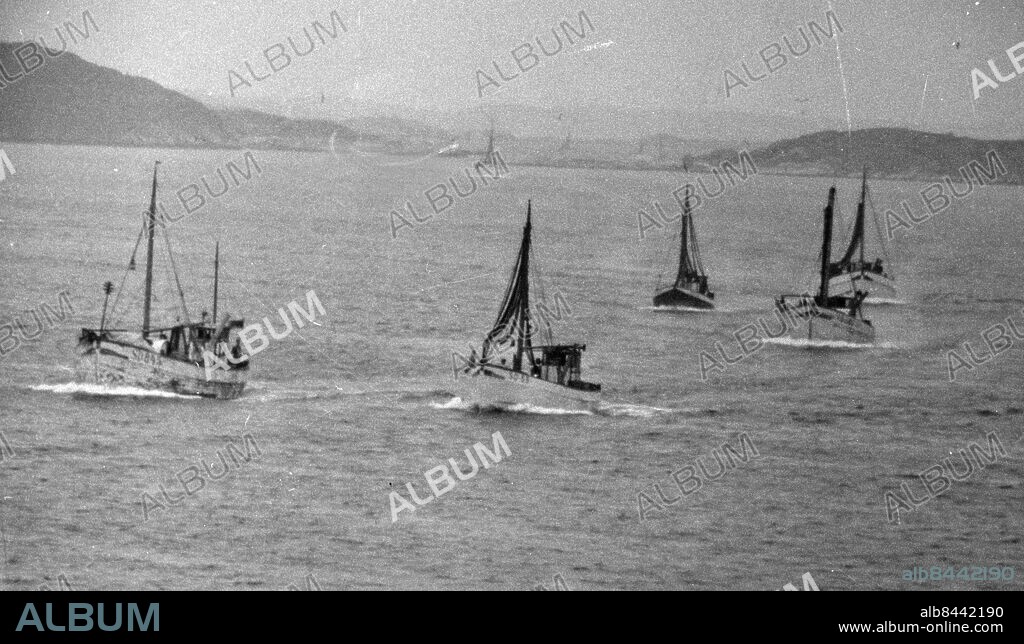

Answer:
[456,201,600,411]
[76,162,249,399]
[828,168,897,301]
[775,185,875,344]
[653,185,715,309]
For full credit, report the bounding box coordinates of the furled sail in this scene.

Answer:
[481,202,538,371]
[830,168,868,275]
[675,188,706,284]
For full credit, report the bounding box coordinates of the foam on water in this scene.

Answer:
[433,397,688,418]
[865,298,907,306]
[30,382,201,399]
[764,337,899,350]
[644,305,717,314]
[431,396,593,415]
[594,402,679,417]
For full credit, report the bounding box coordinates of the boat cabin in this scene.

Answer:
[776,292,870,322]
[79,319,249,368]
[528,344,601,391]
[830,257,886,278]
[158,321,248,364]
[681,275,713,297]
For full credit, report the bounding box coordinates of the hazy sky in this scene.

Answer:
[1,0,1021,137]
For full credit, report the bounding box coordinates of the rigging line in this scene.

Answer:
[533,247,554,329]
[689,215,706,277]
[109,222,147,325]
[160,227,190,324]
[865,187,893,269]
[528,243,553,346]
[654,206,680,291]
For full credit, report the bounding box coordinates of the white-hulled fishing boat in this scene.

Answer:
[456,202,600,411]
[76,162,249,398]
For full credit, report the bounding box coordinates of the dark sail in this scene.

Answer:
[818,186,836,303]
[653,185,714,308]
[770,183,873,344]
[675,187,706,284]
[830,167,868,275]
[482,202,537,371]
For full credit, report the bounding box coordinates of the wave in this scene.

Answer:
[644,305,717,314]
[921,292,1024,306]
[864,298,907,306]
[430,396,592,415]
[763,337,898,350]
[433,397,696,418]
[594,402,680,417]
[247,381,456,403]
[29,382,201,399]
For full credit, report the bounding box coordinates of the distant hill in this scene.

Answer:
[0,42,447,152]
[699,128,1024,185]
[2,43,1021,185]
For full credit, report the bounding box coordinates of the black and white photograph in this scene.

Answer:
[0,0,1021,622]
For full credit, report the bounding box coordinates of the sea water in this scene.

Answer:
[0,143,1021,590]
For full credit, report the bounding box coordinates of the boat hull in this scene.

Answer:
[455,366,600,412]
[653,287,715,310]
[829,271,897,301]
[76,337,246,399]
[775,298,875,344]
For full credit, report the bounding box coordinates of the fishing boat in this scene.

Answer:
[456,202,600,411]
[653,185,715,309]
[775,186,875,344]
[827,168,897,300]
[76,162,249,398]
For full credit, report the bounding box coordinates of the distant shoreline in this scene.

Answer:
[3,138,1022,187]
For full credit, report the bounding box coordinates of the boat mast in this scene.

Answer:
[212,241,220,325]
[142,161,159,336]
[99,281,114,331]
[858,167,867,267]
[676,186,691,285]
[818,187,836,303]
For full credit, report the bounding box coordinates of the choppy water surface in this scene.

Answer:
[0,143,1021,590]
